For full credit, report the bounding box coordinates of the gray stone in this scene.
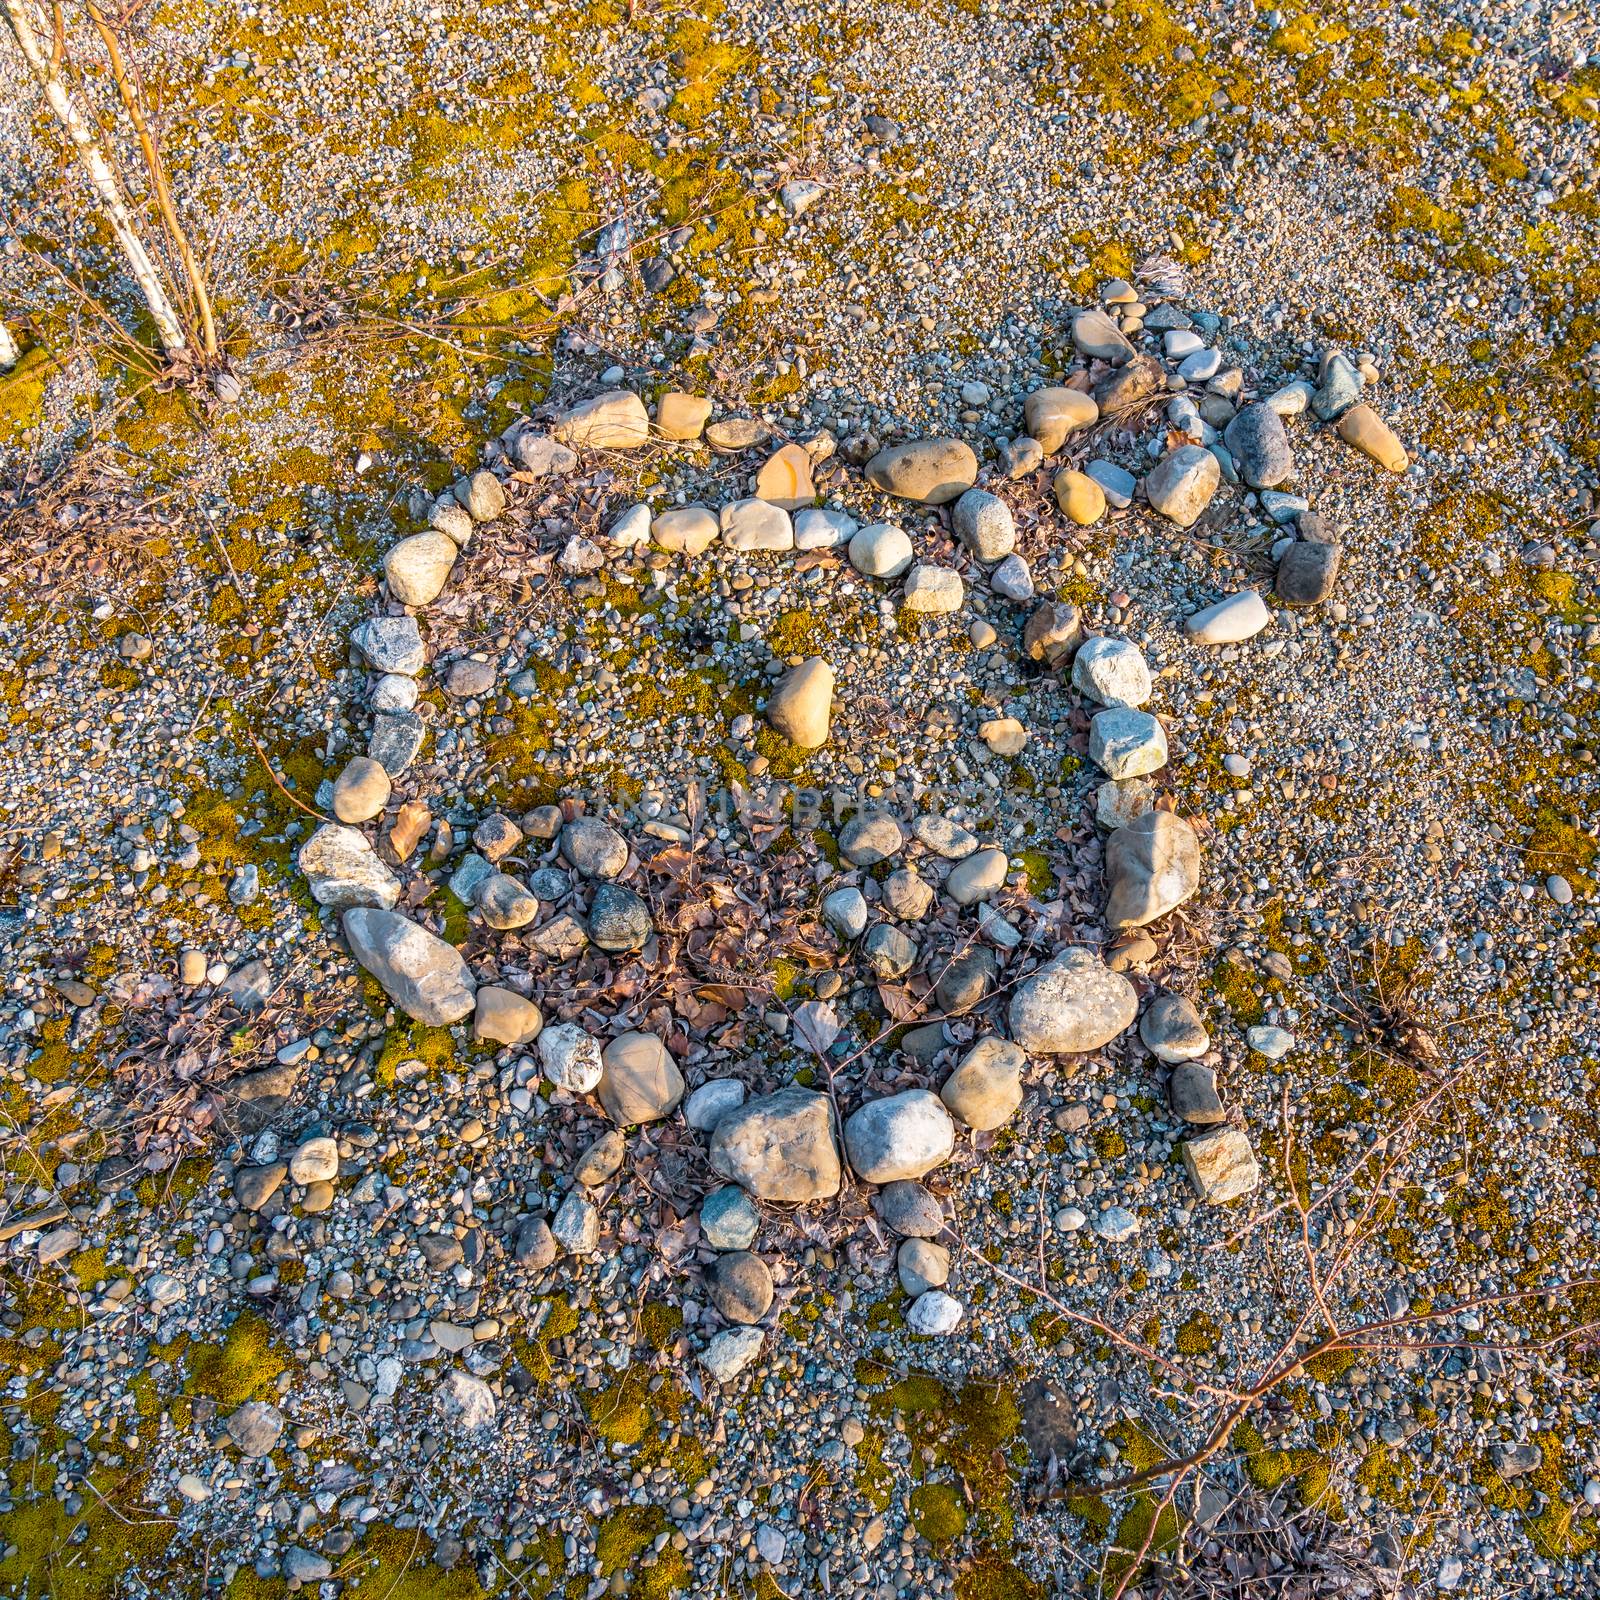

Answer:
[952,489,1016,561]
[1085,460,1136,509]
[1277,539,1341,605]
[862,923,918,979]
[1071,636,1151,708]
[561,816,628,878]
[721,497,794,551]
[897,1238,951,1297]
[1089,708,1168,779]
[1311,352,1362,420]
[234,1163,286,1211]
[1105,811,1201,928]
[1096,353,1162,412]
[708,1086,841,1202]
[822,886,868,939]
[940,1036,1023,1130]
[1169,1063,1225,1126]
[900,563,964,614]
[384,531,457,607]
[883,867,934,921]
[848,522,914,578]
[459,468,505,522]
[1144,445,1220,529]
[368,710,425,775]
[298,824,400,911]
[1223,403,1294,489]
[844,1090,956,1184]
[476,870,539,930]
[875,1180,945,1237]
[551,1189,600,1253]
[1009,947,1137,1055]
[1139,992,1210,1063]
[700,1184,760,1249]
[710,1252,773,1324]
[1071,307,1135,364]
[685,1079,746,1132]
[538,1022,603,1093]
[699,1325,763,1383]
[352,615,426,675]
[588,882,652,951]
[989,553,1033,601]
[794,507,856,549]
[935,947,997,1014]
[343,908,476,1025]
[840,811,904,864]
[913,814,978,859]
[226,1401,284,1457]
[435,1369,496,1428]
[944,845,1007,905]
[573,1129,626,1187]
[512,1216,557,1269]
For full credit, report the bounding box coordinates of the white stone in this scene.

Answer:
[608,503,652,547]
[848,522,913,578]
[685,1079,747,1132]
[720,497,794,551]
[843,1090,956,1184]
[1088,708,1168,779]
[384,532,457,607]
[1071,636,1151,708]
[538,1021,604,1093]
[822,886,868,939]
[906,1290,963,1336]
[794,507,856,549]
[1246,1025,1295,1060]
[435,1369,496,1429]
[551,1189,600,1253]
[298,824,401,911]
[1185,590,1271,644]
[699,1325,764,1382]
[901,563,964,614]
[1008,947,1137,1054]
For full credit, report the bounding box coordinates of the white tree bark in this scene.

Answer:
[2,0,188,355]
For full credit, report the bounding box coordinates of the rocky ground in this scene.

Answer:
[1,0,1599,1597]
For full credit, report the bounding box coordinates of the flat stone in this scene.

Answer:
[944,845,1007,905]
[435,1370,496,1429]
[794,507,856,549]
[901,563,965,614]
[561,817,628,878]
[1086,460,1136,509]
[1025,386,1098,452]
[458,468,505,522]
[753,444,815,510]
[1071,308,1135,364]
[1092,1206,1139,1242]
[897,1238,951,1296]
[822,885,868,939]
[1182,1128,1261,1204]
[288,1136,338,1185]
[298,824,400,910]
[513,432,578,477]
[1023,600,1084,667]
[474,986,542,1046]
[865,438,978,506]
[1169,1062,1225,1126]
[1247,1025,1295,1061]
[708,1086,841,1202]
[840,811,904,865]
[978,716,1028,756]
[1144,445,1220,528]
[705,417,769,453]
[1139,992,1210,1063]
[848,522,914,578]
[652,505,719,555]
[940,1036,1023,1130]
[862,923,918,979]
[1096,354,1162,411]
[1311,353,1363,420]
[573,1129,626,1187]
[235,1163,287,1211]
[1336,404,1408,472]
[701,1184,760,1250]
[721,497,795,551]
[343,907,476,1025]
[953,489,1016,561]
[990,553,1033,601]
[875,1180,946,1237]
[368,710,425,776]
[551,1189,600,1253]
[552,389,650,449]
[1009,946,1137,1054]
[913,814,978,859]
[934,947,997,1015]
[884,866,935,921]
[226,1401,283,1458]
[1089,708,1168,779]
[598,1031,684,1124]
[475,870,539,930]
[655,391,711,441]
[1105,811,1201,927]
[1185,589,1270,645]
[699,1325,763,1383]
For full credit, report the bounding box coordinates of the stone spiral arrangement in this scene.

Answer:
[293,281,1409,1381]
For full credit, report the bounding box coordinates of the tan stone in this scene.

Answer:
[651,505,719,555]
[1026,387,1098,453]
[552,389,649,449]
[1336,404,1408,472]
[754,443,816,510]
[765,657,834,748]
[978,717,1028,756]
[1054,469,1106,526]
[389,800,431,862]
[473,985,543,1046]
[384,531,457,607]
[655,391,711,441]
[332,756,391,824]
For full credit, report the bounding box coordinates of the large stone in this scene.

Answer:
[721,497,794,551]
[1071,636,1151,708]
[1182,1128,1261,1204]
[538,1022,603,1093]
[551,1189,600,1253]
[552,389,650,449]
[898,1238,951,1296]
[1139,992,1209,1063]
[1144,445,1220,529]
[299,824,400,910]
[561,817,628,878]
[906,1290,963,1336]
[1105,811,1201,928]
[753,444,815,510]
[708,1086,841,1202]
[351,615,425,676]
[844,1090,955,1184]
[848,522,914,578]
[587,882,652,951]
[901,564,964,614]
[953,489,1016,561]
[368,710,425,776]
[1277,539,1341,605]
[940,1037,1023,1130]
[1008,946,1137,1054]
[1088,708,1168,779]
[1096,777,1157,831]
[652,506,719,555]
[1071,308,1135,364]
[476,870,539,930]
[875,1180,946,1237]
[699,1325,763,1383]
[384,531,457,607]
[1025,386,1098,453]
[655,391,711,441]
[1185,589,1270,645]
[435,1370,496,1429]
[1023,601,1084,668]
[226,1401,284,1458]
[864,439,977,505]
[794,507,856,549]
[1169,1062,1225,1126]
[598,1031,684,1124]
[862,923,918,979]
[1054,469,1106,526]
[839,811,904,865]
[766,657,834,748]
[944,845,1007,905]
[1223,403,1294,489]
[474,986,543,1046]
[343,908,476,1025]
[1336,404,1408,472]
[934,947,996,1014]
[710,1252,773,1324]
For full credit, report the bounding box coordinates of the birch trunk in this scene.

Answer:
[2,0,189,356]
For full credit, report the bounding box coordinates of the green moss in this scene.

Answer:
[1209,956,1264,1027]
[515,1297,580,1385]
[1091,1128,1127,1161]
[593,1504,668,1576]
[185,1310,286,1407]
[0,342,52,438]
[638,1300,683,1354]
[911,1481,969,1543]
[342,1525,485,1599]
[1174,1311,1220,1356]
[372,1018,457,1088]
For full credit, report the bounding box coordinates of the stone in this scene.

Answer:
[700,1185,760,1250]
[474,813,522,862]
[331,756,391,824]
[913,814,979,859]
[1182,1128,1261,1204]
[1092,1206,1139,1242]
[906,1290,962,1336]
[699,1326,764,1383]
[1178,348,1221,382]
[299,824,400,910]
[235,1163,286,1211]
[445,658,495,699]
[561,817,628,878]
[862,923,918,979]
[1144,445,1220,528]
[557,536,604,576]
[435,1370,496,1429]
[935,948,997,1015]
[352,614,425,675]
[1086,460,1137,509]
[226,1401,284,1457]
[1490,1442,1543,1480]
[898,1238,951,1296]
[1105,811,1201,927]
[848,522,914,578]
[822,886,869,939]
[876,1181,945,1237]
[765,657,834,748]
[344,908,476,1025]
[651,505,719,555]
[1247,1025,1295,1061]
[1169,1063,1225,1126]
[513,432,578,477]
[1025,386,1098,452]
[780,177,825,215]
[705,417,769,453]
[979,716,1027,756]
[794,507,856,549]
[1097,353,1161,411]
[449,852,495,905]
[1071,636,1151,708]
[1054,469,1106,526]
[587,882,652,951]
[1163,328,1203,358]
[753,444,815,510]
[1222,403,1294,489]
[511,1214,557,1269]
[1009,947,1137,1054]
[1336,404,1408,472]
[384,531,457,607]
[864,438,977,504]
[598,1031,684,1124]
[708,1086,841,1202]
[655,391,711,441]
[552,389,650,449]
[990,553,1033,601]
[940,1036,1023,1130]
[721,496,795,550]
[474,986,542,1047]
[476,870,539,931]
[1185,589,1271,645]
[844,1094,953,1184]
[551,1189,600,1253]
[953,488,1016,561]
[839,811,904,865]
[289,1136,337,1185]
[944,845,1007,905]
[1089,708,1168,779]
[1267,381,1315,417]
[573,1129,626,1187]
[459,469,505,522]
[685,1080,746,1132]
[999,435,1044,477]
[883,866,935,921]
[1311,352,1362,420]
[538,1022,603,1093]
[1139,993,1210,1063]
[1277,539,1341,605]
[710,1252,773,1324]
[1071,308,1135,364]
[1023,600,1084,667]
[368,710,425,776]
